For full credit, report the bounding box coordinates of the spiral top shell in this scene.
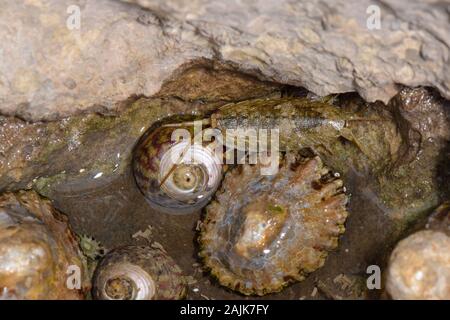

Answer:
[133,125,222,214]
[92,245,187,300]
[199,155,348,295]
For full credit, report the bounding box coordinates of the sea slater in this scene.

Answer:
[133,97,396,211]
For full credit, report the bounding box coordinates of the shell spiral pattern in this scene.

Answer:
[133,126,223,214]
[92,245,187,300]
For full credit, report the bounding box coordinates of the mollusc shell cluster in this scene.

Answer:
[199,155,349,295]
[0,191,88,299]
[92,245,187,300]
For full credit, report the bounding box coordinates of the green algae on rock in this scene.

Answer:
[0,88,447,264]
[0,97,215,193]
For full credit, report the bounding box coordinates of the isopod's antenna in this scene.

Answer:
[159,116,222,187]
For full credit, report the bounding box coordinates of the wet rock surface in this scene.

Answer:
[0,77,448,299]
[0,66,280,192]
[0,0,449,301]
[0,0,449,120]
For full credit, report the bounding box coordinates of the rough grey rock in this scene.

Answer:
[0,0,214,120]
[0,0,449,120]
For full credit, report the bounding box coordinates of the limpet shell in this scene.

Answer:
[0,191,88,299]
[199,155,348,295]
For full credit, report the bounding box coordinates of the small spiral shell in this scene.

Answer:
[133,125,223,214]
[92,245,186,300]
[199,155,349,295]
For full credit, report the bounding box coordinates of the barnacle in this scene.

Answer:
[79,234,106,260]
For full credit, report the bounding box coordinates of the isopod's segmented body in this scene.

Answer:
[211,98,350,135]
[208,98,401,175]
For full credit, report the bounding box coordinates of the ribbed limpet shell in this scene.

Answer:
[199,155,348,295]
[0,191,88,299]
